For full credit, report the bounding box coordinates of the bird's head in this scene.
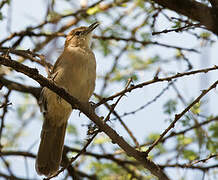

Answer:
[65,22,99,48]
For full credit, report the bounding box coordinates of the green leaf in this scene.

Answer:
[86,6,101,15]
[177,135,193,146]
[90,161,127,179]
[163,99,177,115]
[209,122,218,138]
[67,124,77,135]
[171,21,181,28]
[135,0,145,8]
[191,102,201,114]
[0,12,3,20]
[93,135,110,145]
[206,139,218,153]
[47,11,61,22]
[147,133,160,141]
[181,115,191,127]
[175,49,183,59]
[200,32,211,39]
[99,39,111,56]
[183,149,198,161]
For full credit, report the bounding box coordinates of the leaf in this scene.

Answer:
[86,6,101,15]
[209,122,218,138]
[147,133,160,141]
[191,102,201,114]
[171,21,181,28]
[90,161,128,179]
[0,12,3,20]
[99,39,111,56]
[93,135,110,145]
[183,149,198,161]
[47,11,61,22]
[175,49,183,59]
[200,32,211,39]
[163,99,177,115]
[67,124,77,135]
[177,135,193,146]
[206,139,218,153]
[181,115,191,127]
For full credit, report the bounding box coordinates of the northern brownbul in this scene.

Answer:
[35,22,99,176]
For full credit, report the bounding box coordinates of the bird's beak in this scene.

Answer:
[83,22,100,35]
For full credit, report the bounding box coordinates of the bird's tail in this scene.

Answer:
[35,118,67,177]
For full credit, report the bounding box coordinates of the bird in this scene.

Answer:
[35,22,99,177]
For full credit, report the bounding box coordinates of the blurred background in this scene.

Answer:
[0,0,218,179]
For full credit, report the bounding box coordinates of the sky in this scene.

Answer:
[0,0,218,179]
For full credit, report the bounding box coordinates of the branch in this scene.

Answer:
[187,154,218,167]
[0,172,32,180]
[97,65,218,106]
[0,56,170,179]
[161,117,218,143]
[152,0,218,35]
[0,47,52,70]
[110,81,173,121]
[145,80,218,154]
[0,151,36,158]
[0,77,41,99]
[94,35,198,52]
[95,93,140,148]
[0,90,11,148]
[160,163,218,171]
[0,0,9,9]
[152,23,201,35]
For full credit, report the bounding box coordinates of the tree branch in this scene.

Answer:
[0,56,170,180]
[145,79,218,154]
[152,0,218,35]
[0,77,41,99]
[97,65,218,106]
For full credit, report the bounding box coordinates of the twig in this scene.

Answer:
[145,80,218,155]
[94,93,140,149]
[0,47,52,70]
[105,78,132,122]
[139,117,218,148]
[96,65,218,106]
[94,35,199,52]
[0,0,9,9]
[46,79,135,179]
[0,103,11,109]
[152,23,201,35]
[0,55,171,180]
[110,81,174,121]
[0,90,11,148]
[45,133,98,180]
[0,77,41,99]
[160,163,218,171]
[186,154,218,167]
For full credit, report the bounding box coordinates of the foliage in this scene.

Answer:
[0,0,218,180]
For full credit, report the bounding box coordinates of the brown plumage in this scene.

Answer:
[35,22,99,177]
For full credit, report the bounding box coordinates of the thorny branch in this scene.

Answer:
[145,80,218,155]
[0,56,170,180]
[136,117,218,150]
[186,154,218,167]
[110,81,174,121]
[0,0,218,179]
[47,78,133,179]
[94,93,140,149]
[93,35,198,52]
[97,65,218,106]
[0,90,11,148]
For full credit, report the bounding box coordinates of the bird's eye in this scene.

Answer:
[75,31,81,36]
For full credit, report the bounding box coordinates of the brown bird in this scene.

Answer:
[35,22,99,176]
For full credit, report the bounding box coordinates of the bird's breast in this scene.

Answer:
[54,47,96,102]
